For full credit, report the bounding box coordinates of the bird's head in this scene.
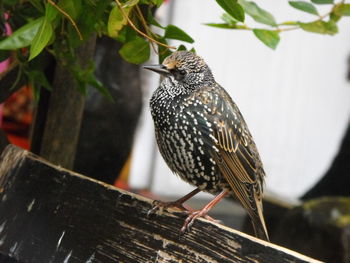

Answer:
[143,51,214,87]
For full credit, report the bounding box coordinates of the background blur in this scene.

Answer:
[129,0,350,200]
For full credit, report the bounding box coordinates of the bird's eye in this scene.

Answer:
[179,70,186,75]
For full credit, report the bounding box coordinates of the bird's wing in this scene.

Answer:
[187,84,268,240]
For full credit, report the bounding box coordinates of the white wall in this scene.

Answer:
[129,0,350,199]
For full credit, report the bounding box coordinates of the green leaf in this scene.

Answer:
[108,5,131,38]
[299,20,338,35]
[0,18,44,50]
[164,25,194,43]
[29,0,44,12]
[58,0,82,19]
[88,76,114,102]
[333,4,350,16]
[289,1,318,15]
[157,37,172,63]
[45,3,58,22]
[151,0,163,7]
[221,13,238,25]
[238,0,276,26]
[3,0,17,5]
[311,0,333,4]
[329,12,341,22]
[177,45,187,51]
[252,29,280,49]
[28,3,58,60]
[27,70,52,91]
[147,9,164,28]
[205,23,236,29]
[123,0,139,7]
[119,37,150,64]
[29,18,53,60]
[216,0,245,22]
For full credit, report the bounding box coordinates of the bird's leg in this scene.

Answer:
[147,188,201,216]
[180,190,229,233]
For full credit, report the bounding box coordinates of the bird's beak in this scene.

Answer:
[143,64,170,76]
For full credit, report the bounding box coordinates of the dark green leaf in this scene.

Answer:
[299,20,338,35]
[0,50,10,62]
[125,25,138,42]
[58,0,82,19]
[27,70,52,91]
[205,23,236,29]
[252,29,280,49]
[45,2,59,21]
[216,0,245,22]
[0,18,44,50]
[177,45,187,51]
[157,38,172,63]
[147,9,164,28]
[29,0,44,12]
[108,5,131,38]
[289,1,318,15]
[329,12,341,22]
[3,0,17,5]
[151,0,163,7]
[238,0,276,26]
[88,76,114,102]
[311,0,333,4]
[119,37,150,64]
[164,25,194,43]
[333,3,350,16]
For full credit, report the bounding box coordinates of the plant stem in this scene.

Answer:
[115,0,176,50]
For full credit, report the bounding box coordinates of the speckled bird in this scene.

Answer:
[144,51,269,241]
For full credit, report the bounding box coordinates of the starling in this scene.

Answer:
[144,51,269,241]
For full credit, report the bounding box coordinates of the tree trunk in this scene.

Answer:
[39,35,96,169]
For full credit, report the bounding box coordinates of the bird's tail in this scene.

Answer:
[250,205,269,241]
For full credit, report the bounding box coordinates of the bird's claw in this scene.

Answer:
[180,210,221,234]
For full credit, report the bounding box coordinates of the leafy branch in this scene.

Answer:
[208,0,350,49]
[1,0,350,99]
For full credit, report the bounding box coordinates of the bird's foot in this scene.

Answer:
[180,208,220,233]
[147,200,188,217]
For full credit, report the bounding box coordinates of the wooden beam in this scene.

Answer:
[0,145,323,263]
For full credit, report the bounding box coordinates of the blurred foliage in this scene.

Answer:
[1,0,350,97]
[0,0,194,97]
[209,0,350,49]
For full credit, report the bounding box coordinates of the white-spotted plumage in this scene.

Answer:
[147,51,269,241]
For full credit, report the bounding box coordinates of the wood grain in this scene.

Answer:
[0,145,323,263]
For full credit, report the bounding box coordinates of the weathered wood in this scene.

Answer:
[0,145,323,263]
[39,35,96,169]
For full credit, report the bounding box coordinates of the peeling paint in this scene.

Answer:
[226,238,242,250]
[63,250,73,263]
[0,234,6,246]
[86,252,95,263]
[57,231,65,249]
[27,199,36,212]
[0,220,6,234]
[9,242,18,255]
